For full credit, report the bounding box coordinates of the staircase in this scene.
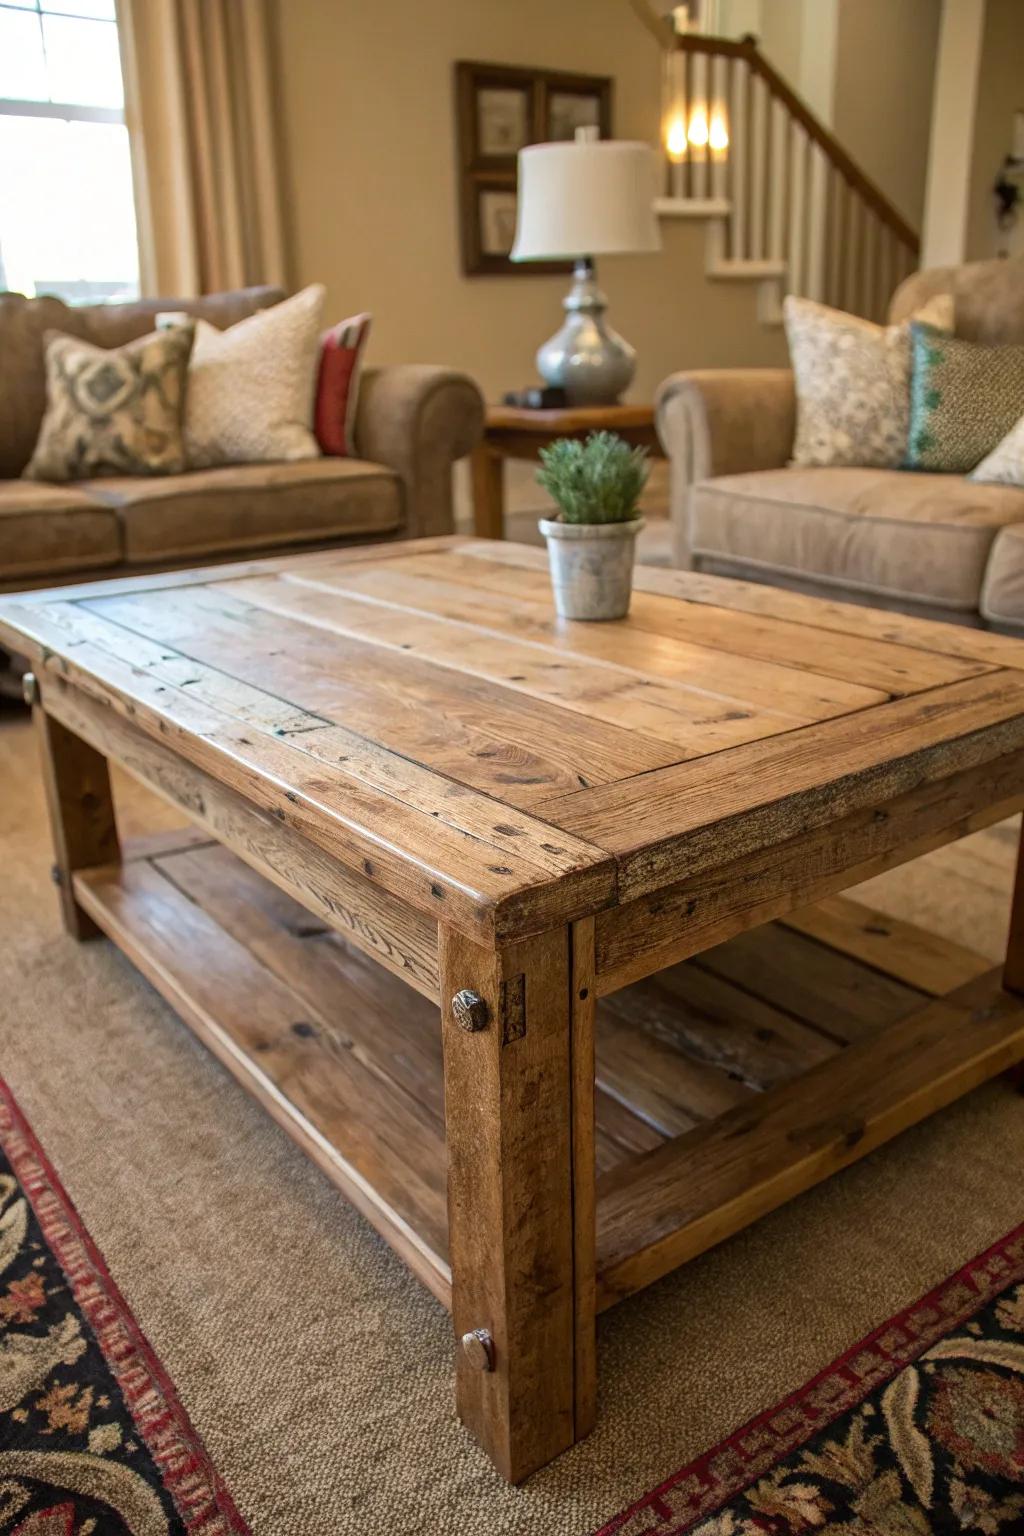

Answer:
[658,33,920,327]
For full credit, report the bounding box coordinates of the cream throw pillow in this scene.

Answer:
[184,284,326,467]
[970,409,1024,487]
[785,293,954,469]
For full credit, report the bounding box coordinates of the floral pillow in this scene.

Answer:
[785,294,954,470]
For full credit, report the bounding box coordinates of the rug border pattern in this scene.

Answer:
[0,1075,250,1536]
[596,1218,1024,1536]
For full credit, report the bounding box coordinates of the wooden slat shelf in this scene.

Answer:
[73,833,1024,1325]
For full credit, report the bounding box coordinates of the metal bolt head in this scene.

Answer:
[452,988,490,1032]
[22,671,38,707]
[460,1328,494,1371]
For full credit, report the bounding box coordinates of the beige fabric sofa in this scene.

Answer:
[656,256,1024,628]
[0,286,484,591]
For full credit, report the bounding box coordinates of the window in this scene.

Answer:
[0,0,139,302]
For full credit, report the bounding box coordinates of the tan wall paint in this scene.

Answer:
[921,0,985,268]
[270,0,787,405]
[831,0,941,233]
[966,0,1024,261]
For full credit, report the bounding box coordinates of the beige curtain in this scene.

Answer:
[116,0,290,297]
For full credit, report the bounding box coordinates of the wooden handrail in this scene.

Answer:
[672,32,919,254]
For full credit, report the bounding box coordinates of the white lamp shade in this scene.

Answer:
[511,139,662,261]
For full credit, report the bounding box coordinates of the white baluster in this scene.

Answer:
[748,70,768,261]
[691,50,709,200]
[768,96,787,265]
[667,49,687,200]
[806,142,828,301]
[711,53,728,205]
[788,124,807,297]
[729,57,747,259]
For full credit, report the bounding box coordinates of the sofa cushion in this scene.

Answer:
[690,467,1024,611]
[81,457,403,564]
[0,480,122,580]
[981,523,1024,627]
[0,286,284,480]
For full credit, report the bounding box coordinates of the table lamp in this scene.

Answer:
[511,127,661,405]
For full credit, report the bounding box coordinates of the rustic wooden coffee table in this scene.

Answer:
[5,536,1024,1483]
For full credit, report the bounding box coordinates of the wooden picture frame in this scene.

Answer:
[454,60,613,277]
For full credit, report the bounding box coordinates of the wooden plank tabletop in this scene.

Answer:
[5,535,1024,944]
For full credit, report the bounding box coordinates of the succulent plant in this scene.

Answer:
[536,430,650,524]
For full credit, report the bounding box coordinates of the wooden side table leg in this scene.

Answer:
[470,444,505,540]
[440,921,595,1481]
[31,681,120,940]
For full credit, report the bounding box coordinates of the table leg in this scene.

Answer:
[470,444,505,540]
[440,920,595,1481]
[31,679,120,940]
[1004,822,1024,1088]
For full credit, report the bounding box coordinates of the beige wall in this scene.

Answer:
[831,0,941,233]
[270,0,787,404]
[921,0,985,267]
[966,0,1024,260]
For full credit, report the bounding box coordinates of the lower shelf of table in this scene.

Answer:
[74,831,1024,1316]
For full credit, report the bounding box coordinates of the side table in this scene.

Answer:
[471,404,664,539]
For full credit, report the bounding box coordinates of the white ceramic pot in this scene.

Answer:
[538,515,645,621]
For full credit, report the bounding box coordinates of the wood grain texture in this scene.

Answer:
[1005,822,1024,995]
[32,697,120,939]
[440,923,581,1482]
[393,550,989,696]
[260,563,891,727]
[84,580,678,798]
[222,573,829,758]
[595,966,1024,1310]
[74,854,454,1307]
[43,678,442,1000]
[595,752,1024,992]
[783,896,991,998]
[3,602,614,945]
[570,917,598,1440]
[445,540,1024,672]
[549,672,1024,901]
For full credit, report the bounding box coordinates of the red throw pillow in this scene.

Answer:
[314,312,372,456]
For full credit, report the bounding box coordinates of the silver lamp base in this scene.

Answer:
[536,258,635,407]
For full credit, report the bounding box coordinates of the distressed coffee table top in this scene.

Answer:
[4,534,1024,946]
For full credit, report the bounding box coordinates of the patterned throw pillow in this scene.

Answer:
[907,326,1024,474]
[24,324,195,482]
[971,409,1024,487]
[785,294,954,469]
[184,283,325,468]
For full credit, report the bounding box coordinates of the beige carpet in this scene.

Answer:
[1,711,1023,1535]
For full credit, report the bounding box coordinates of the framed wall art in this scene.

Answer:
[454,60,613,276]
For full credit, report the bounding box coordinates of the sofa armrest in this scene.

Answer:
[655,369,795,567]
[354,365,484,539]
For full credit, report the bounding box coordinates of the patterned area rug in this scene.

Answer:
[0,1078,247,1535]
[598,1224,1024,1536]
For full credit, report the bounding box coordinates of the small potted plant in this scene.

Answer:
[537,430,649,621]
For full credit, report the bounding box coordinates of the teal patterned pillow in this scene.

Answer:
[907,324,1024,473]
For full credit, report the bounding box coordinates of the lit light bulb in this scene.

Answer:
[665,113,688,161]
[709,112,729,153]
[687,109,709,147]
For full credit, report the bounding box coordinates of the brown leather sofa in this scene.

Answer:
[0,285,484,593]
[655,256,1024,628]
